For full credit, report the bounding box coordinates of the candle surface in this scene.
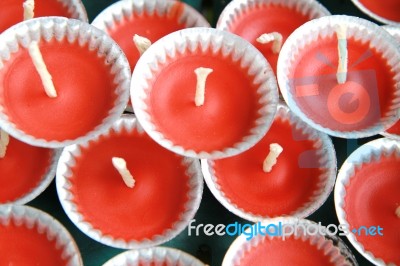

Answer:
[358,0,400,22]
[0,0,81,33]
[0,137,51,203]
[0,222,66,265]
[69,129,190,240]
[213,117,323,216]
[0,40,117,141]
[239,236,339,266]
[344,154,400,265]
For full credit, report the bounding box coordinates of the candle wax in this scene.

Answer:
[240,236,339,266]
[213,118,322,216]
[290,36,395,132]
[107,2,186,70]
[227,5,311,73]
[344,154,400,265]
[70,129,190,240]
[0,0,76,33]
[0,40,117,141]
[0,222,66,265]
[358,0,400,22]
[0,137,51,203]
[148,52,262,153]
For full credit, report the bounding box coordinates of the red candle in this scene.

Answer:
[0,0,87,33]
[132,28,279,159]
[335,138,400,265]
[56,116,203,249]
[217,0,330,74]
[0,132,56,204]
[202,104,336,220]
[0,17,130,148]
[278,15,400,138]
[92,0,209,71]
[0,205,82,265]
[351,0,400,25]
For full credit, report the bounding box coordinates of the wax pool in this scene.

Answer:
[358,0,400,22]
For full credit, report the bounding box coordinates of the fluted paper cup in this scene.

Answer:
[351,0,400,26]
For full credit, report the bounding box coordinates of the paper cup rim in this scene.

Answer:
[56,115,204,249]
[222,217,357,266]
[216,0,331,30]
[92,0,210,30]
[0,17,131,148]
[350,0,400,26]
[58,0,89,22]
[277,15,400,139]
[132,27,279,159]
[202,103,337,222]
[102,247,205,266]
[1,148,61,205]
[0,204,82,265]
[334,137,400,265]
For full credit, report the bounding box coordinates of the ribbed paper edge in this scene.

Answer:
[222,217,356,266]
[202,103,337,222]
[132,27,279,159]
[277,15,400,139]
[56,115,204,249]
[58,0,88,22]
[1,148,61,205]
[334,137,400,266]
[92,0,210,31]
[102,247,205,266]
[0,204,82,265]
[0,17,130,148]
[217,0,330,31]
[350,0,400,26]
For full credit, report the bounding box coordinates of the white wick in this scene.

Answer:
[194,67,213,107]
[0,129,10,158]
[133,34,152,56]
[23,0,35,20]
[256,32,283,54]
[263,143,283,173]
[396,206,400,218]
[112,157,135,188]
[336,25,348,84]
[28,41,57,98]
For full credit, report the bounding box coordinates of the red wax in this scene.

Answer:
[213,117,322,216]
[344,155,400,264]
[70,129,190,240]
[0,136,52,203]
[106,2,186,70]
[240,236,338,266]
[148,50,262,153]
[359,0,400,22]
[0,0,78,33]
[0,221,67,265]
[0,40,117,141]
[386,121,400,135]
[226,4,311,73]
[290,36,396,132]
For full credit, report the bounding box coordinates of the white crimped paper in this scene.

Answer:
[335,138,400,266]
[0,204,82,265]
[217,0,330,31]
[202,103,337,222]
[57,0,88,22]
[131,27,279,159]
[1,148,61,205]
[102,247,205,266]
[56,115,204,249]
[277,15,400,139]
[350,0,400,26]
[222,217,356,266]
[92,0,210,31]
[0,17,130,148]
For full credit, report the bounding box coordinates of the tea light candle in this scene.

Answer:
[0,17,130,148]
[132,27,279,159]
[56,116,203,249]
[217,0,330,74]
[335,138,400,265]
[351,0,400,25]
[0,0,87,33]
[278,15,400,138]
